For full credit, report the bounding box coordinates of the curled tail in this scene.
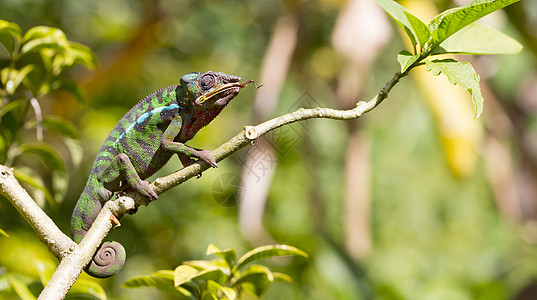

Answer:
[71,189,126,278]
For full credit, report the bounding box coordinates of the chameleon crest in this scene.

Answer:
[71,71,253,278]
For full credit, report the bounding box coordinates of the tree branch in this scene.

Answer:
[0,166,76,260]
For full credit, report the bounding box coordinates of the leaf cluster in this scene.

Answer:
[377,0,522,118]
[0,20,96,208]
[122,244,308,299]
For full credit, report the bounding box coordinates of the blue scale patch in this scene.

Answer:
[114,104,179,146]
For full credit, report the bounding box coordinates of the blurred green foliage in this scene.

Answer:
[123,244,308,299]
[0,0,536,299]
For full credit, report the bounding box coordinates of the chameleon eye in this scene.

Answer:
[200,74,216,90]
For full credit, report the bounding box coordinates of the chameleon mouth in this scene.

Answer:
[195,80,257,105]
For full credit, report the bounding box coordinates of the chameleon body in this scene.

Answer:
[71,71,251,278]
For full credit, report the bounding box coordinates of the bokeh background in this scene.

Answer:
[1,0,537,299]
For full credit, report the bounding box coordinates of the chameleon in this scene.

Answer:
[70,71,254,278]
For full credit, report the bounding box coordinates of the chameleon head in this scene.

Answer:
[180,71,253,108]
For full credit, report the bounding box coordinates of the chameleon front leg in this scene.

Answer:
[99,153,158,201]
[162,116,218,167]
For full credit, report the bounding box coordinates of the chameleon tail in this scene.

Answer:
[71,189,126,278]
[85,241,126,278]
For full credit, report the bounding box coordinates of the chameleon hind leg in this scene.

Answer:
[99,153,158,201]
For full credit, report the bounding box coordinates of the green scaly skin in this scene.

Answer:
[71,71,252,278]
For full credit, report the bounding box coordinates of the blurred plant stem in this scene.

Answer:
[238,12,300,245]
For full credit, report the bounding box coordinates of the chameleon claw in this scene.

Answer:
[110,215,121,227]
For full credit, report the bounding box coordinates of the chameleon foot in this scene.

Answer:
[110,215,121,227]
[134,180,158,201]
[196,150,218,168]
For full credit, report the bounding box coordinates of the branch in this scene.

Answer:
[0,166,75,259]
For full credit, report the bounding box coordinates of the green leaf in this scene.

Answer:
[7,276,36,300]
[19,142,66,172]
[272,272,293,283]
[68,279,107,300]
[234,265,273,297]
[0,228,9,237]
[397,50,420,73]
[20,38,65,55]
[40,116,81,139]
[13,167,55,207]
[122,274,193,299]
[375,0,430,51]
[435,22,522,55]
[0,20,22,41]
[425,59,484,118]
[151,270,175,280]
[0,98,25,119]
[183,260,219,271]
[0,65,35,95]
[375,0,418,48]
[429,0,520,46]
[67,41,98,70]
[205,280,236,300]
[236,245,308,270]
[21,26,67,46]
[404,11,431,49]
[206,244,237,269]
[201,292,218,300]
[191,268,229,286]
[0,20,22,57]
[174,265,200,287]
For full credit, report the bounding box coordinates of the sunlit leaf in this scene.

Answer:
[183,260,218,271]
[201,292,218,300]
[404,11,430,50]
[236,245,308,270]
[272,272,293,283]
[435,22,523,55]
[174,265,200,287]
[0,228,9,237]
[0,20,22,57]
[429,0,520,45]
[425,59,484,118]
[67,41,98,70]
[376,0,429,48]
[0,98,25,119]
[151,270,175,280]
[21,26,67,46]
[187,268,229,286]
[121,274,193,299]
[205,280,236,300]
[67,279,106,300]
[0,20,22,40]
[0,65,35,95]
[397,50,420,73]
[234,265,273,297]
[7,276,36,300]
[206,244,236,269]
[20,38,65,55]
